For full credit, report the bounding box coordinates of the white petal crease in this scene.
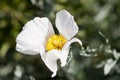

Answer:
[60,38,82,66]
[42,50,61,77]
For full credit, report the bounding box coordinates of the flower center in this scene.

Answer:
[46,35,67,51]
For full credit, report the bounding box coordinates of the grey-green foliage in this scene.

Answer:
[0,0,120,80]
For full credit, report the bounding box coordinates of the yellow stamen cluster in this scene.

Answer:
[46,35,67,51]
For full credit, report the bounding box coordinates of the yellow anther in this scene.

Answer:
[46,35,67,51]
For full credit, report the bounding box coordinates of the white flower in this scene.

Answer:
[16,10,82,77]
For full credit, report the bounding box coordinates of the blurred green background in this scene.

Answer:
[0,0,120,80]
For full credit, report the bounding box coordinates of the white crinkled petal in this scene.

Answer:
[16,17,54,55]
[60,38,82,66]
[42,50,61,77]
[56,10,79,40]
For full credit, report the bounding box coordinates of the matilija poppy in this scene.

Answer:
[16,10,82,77]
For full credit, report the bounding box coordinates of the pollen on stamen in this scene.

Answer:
[46,35,67,51]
